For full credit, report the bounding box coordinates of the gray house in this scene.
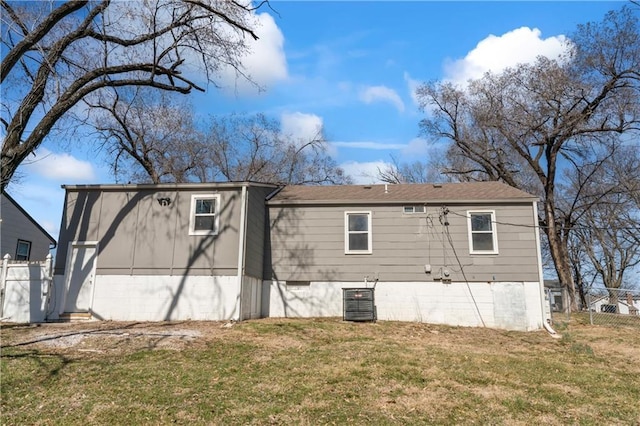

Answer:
[50,182,277,321]
[50,181,548,330]
[264,182,547,331]
[1,192,56,261]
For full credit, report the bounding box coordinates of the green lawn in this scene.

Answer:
[2,318,639,425]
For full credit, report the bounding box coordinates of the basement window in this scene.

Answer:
[189,194,220,236]
[286,281,310,287]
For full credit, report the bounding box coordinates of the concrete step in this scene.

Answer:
[56,312,93,322]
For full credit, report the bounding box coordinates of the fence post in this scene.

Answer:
[588,292,593,325]
[0,253,11,318]
[43,253,53,295]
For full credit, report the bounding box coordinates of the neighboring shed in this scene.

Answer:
[264,182,547,331]
[1,192,56,260]
[50,182,277,322]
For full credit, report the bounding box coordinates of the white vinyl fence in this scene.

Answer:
[0,253,53,323]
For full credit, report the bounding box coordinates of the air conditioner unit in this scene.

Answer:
[343,288,376,322]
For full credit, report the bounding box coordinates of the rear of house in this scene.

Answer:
[50,182,276,322]
[264,182,547,331]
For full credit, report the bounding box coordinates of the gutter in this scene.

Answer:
[62,181,279,191]
[266,197,539,206]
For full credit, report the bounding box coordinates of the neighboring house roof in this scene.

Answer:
[268,181,537,205]
[1,191,56,246]
[544,280,562,289]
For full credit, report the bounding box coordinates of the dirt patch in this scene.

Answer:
[0,320,236,354]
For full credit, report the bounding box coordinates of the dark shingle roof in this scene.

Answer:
[268,182,536,205]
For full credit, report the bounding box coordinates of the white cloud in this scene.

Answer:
[332,141,406,150]
[23,148,96,181]
[445,27,568,85]
[359,85,405,113]
[221,12,288,94]
[404,72,421,106]
[281,112,337,155]
[241,13,288,86]
[281,112,323,141]
[340,160,390,184]
[400,138,430,158]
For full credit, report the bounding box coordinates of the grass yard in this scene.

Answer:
[2,317,639,425]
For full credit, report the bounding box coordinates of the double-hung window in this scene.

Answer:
[189,194,220,236]
[16,239,31,261]
[345,211,372,254]
[467,211,498,254]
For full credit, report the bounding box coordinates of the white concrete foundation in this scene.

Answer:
[50,274,242,321]
[263,280,545,331]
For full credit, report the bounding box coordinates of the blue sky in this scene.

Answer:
[7,1,623,239]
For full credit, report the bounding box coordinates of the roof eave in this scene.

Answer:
[62,181,280,191]
[267,197,539,206]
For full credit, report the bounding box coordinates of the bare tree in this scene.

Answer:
[377,155,439,184]
[89,88,205,183]
[568,147,640,301]
[201,113,350,185]
[1,0,262,190]
[92,105,350,186]
[416,7,640,310]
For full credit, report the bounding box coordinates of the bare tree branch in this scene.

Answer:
[1,0,264,190]
[416,7,640,310]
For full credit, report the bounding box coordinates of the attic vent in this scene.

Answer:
[363,186,372,189]
[433,184,442,188]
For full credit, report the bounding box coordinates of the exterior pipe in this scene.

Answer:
[533,201,557,336]
[235,184,249,321]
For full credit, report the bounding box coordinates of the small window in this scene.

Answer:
[345,211,372,254]
[467,211,498,254]
[189,194,220,236]
[403,205,425,214]
[16,240,31,261]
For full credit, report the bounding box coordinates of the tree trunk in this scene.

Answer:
[544,201,579,311]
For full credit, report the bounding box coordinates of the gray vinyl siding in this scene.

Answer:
[244,186,274,279]
[55,187,243,276]
[266,202,540,283]
[1,193,54,261]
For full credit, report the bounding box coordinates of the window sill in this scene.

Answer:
[469,251,499,255]
[189,231,218,236]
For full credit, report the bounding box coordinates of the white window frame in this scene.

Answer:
[344,211,372,254]
[403,205,425,214]
[189,194,221,236]
[467,210,499,255]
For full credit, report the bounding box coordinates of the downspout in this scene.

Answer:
[236,184,249,321]
[534,201,559,337]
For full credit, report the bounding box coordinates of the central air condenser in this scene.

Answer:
[343,288,376,322]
